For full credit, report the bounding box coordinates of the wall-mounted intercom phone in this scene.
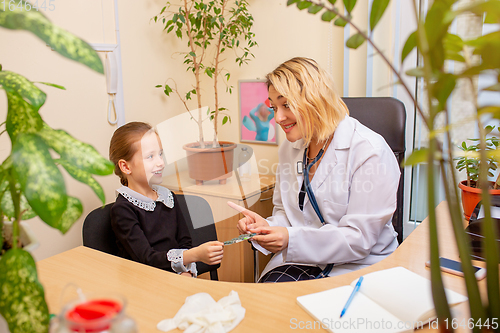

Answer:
[106,52,118,125]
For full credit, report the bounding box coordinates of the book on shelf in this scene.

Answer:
[296,267,468,333]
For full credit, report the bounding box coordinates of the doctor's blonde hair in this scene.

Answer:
[266,57,349,145]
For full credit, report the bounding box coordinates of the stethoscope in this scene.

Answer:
[301,147,327,225]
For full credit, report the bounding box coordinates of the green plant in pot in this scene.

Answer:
[455,125,500,220]
[154,0,257,185]
[289,0,500,330]
[0,3,113,332]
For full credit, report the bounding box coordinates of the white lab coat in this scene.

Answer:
[261,116,400,279]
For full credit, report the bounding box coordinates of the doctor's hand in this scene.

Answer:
[227,201,269,234]
[248,226,289,253]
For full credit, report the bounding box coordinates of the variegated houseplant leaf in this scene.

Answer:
[39,124,114,176]
[4,90,43,143]
[0,249,50,333]
[11,132,68,228]
[57,159,106,205]
[0,1,103,74]
[0,71,46,109]
[57,196,83,234]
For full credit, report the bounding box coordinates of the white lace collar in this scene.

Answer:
[116,186,174,211]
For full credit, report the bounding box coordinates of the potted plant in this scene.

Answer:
[153,0,257,185]
[0,3,113,332]
[1,221,38,257]
[289,0,499,328]
[455,125,500,219]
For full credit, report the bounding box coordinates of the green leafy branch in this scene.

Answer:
[289,0,500,329]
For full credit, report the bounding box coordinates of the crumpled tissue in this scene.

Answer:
[157,290,245,333]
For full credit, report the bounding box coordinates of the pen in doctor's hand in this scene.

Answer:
[340,276,364,318]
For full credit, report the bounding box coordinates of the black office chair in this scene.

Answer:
[176,194,220,280]
[82,194,220,280]
[82,203,119,255]
[342,97,406,244]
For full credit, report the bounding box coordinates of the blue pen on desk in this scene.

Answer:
[339,276,364,318]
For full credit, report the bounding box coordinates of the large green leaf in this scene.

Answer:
[57,159,106,204]
[424,1,453,70]
[433,73,456,111]
[343,0,357,14]
[297,1,312,10]
[308,4,323,14]
[444,33,464,53]
[405,67,426,77]
[334,17,348,27]
[0,71,46,109]
[467,31,500,70]
[460,63,490,77]
[5,91,43,143]
[346,33,365,49]
[321,10,337,22]
[38,124,114,176]
[370,0,390,31]
[443,33,465,62]
[56,196,83,234]
[0,249,50,333]
[11,133,67,227]
[403,148,429,167]
[401,31,417,64]
[0,1,103,74]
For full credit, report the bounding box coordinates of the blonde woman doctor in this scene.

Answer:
[234,57,400,282]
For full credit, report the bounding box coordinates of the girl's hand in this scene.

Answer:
[180,272,193,277]
[195,241,224,265]
[249,226,289,253]
[227,201,269,234]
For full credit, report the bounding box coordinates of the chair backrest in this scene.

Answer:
[82,203,119,255]
[171,194,221,280]
[342,97,406,244]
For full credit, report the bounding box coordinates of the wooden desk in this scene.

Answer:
[162,172,275,282]
[37,201,486,332]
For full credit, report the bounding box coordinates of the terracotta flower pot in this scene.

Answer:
[183,141,237,185]
[458,180,500,220]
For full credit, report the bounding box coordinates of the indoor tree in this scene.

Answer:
[154,0,257,148]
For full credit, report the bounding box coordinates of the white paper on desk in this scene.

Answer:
[157,290,245,333]
[251,240,271,255]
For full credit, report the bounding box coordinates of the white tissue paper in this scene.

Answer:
[157,290,245,333]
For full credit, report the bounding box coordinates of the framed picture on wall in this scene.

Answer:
[239,80,278,145]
